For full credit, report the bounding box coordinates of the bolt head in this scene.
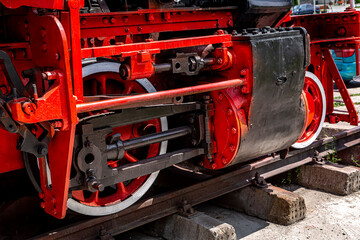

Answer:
[222,157,227,165]
[147,14,154,21]
[102,17,109,24]
[38,145,48,156]
[40,28,46,38]
[218,93,223,101]
[42,43,47,52]
[39,192,45,199]
[110,17,117,24]
[229,144,235,152]
[231,127,237,135]
[98,184,105,192]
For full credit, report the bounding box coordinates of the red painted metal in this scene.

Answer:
[292,11,360,41]
[202,87,242,170]
[4,14,78,219]
[81,34,232,58]
[0,129,23,173]
[275,10,292,28]
[69,0,84,102]
[33,16,77,219]
[79,10,233,39]
[297,76,323,144]
[292,11,360,126]
[73,74,162,207]
[323,49,358,125]
[0,0,241,219]
[0,0,336,220]
[0,0,65,9]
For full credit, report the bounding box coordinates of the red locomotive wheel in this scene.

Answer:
[292,71,326,149]
[66,62,168,216]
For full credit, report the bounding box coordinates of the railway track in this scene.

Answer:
[33,126,360,240]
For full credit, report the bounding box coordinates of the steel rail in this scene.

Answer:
[33,126,360,240]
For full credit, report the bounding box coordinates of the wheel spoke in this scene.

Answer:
[118,182,127,193]
[72,190,86,202]
[68,62,166,216]
[87,191,100,205]
[98,74,107,95]
[123,82,134,94]
[124,152,138,163]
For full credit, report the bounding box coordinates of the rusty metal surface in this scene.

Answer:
[33,126,360,240]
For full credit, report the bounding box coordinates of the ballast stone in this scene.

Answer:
[215,184,306,225]
[142,212,236,240]
[298,163,360,195]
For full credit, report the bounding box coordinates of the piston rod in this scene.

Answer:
[106,126,193,160]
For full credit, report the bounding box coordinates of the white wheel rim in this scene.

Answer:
[67,62,168,216]
[292,71,326,149]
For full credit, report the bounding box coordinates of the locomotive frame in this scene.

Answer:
[0,0,357,222]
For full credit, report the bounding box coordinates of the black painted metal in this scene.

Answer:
[85,103,201,130]
[102,148,205,186]
[231,29,307,164]
[0,50,29,98]
[106,126,193,160]
[235,0,292,28]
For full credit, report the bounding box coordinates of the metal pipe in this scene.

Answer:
[106,126,192,160]
[313,0,316,14]
[350,0,355,9]
[154,58,215,73]
[76,79,244,113]
[123,126,192,151]
[154,63,172,72]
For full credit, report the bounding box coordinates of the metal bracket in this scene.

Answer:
[178,200,198,218]
[252,172,268,188]
[0,50,30,98]
[172,53,204,76]
[312,150,325,164]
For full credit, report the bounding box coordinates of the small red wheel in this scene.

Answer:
[67,62,168,216]
[292,71,326,149]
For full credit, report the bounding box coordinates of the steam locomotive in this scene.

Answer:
[0,0,325,219]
